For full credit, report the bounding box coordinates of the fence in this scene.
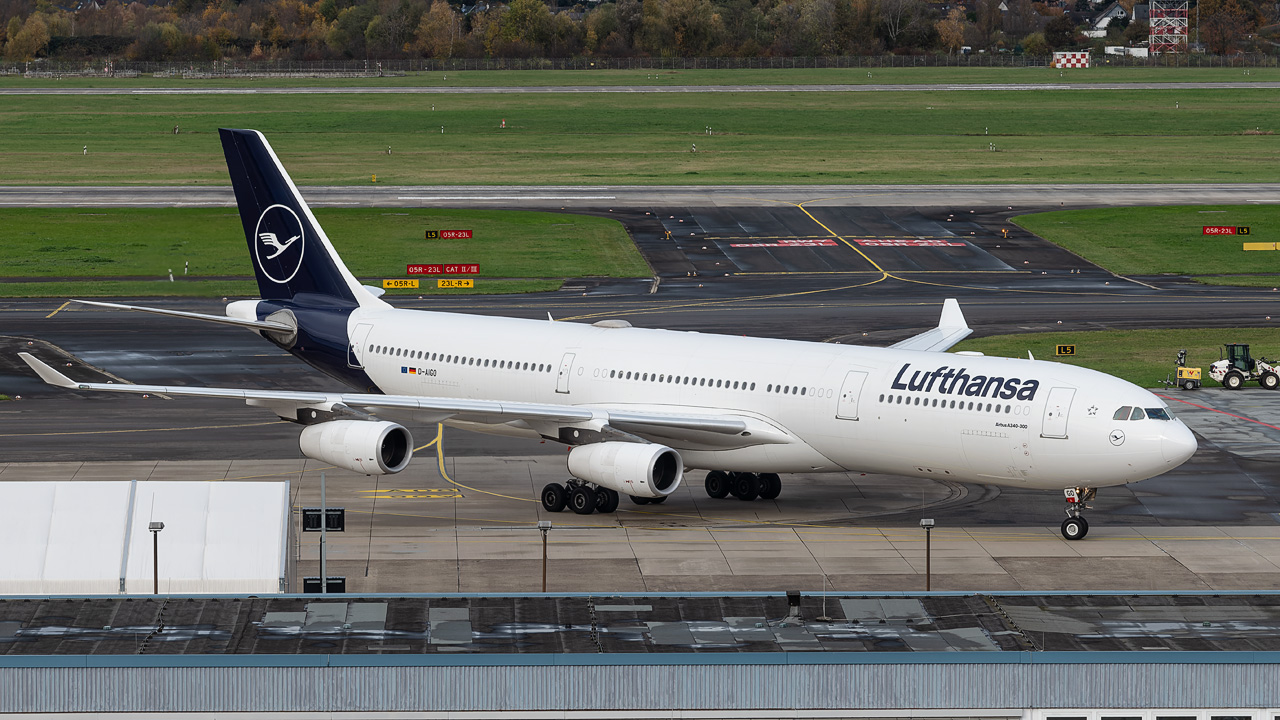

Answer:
[2,52,1278,77]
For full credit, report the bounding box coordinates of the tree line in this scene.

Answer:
[1,0,1274,63]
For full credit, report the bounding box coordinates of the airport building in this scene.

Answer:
[0,481,292,595]
[1,592,1277,715]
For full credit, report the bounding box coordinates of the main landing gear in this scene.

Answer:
[1060,487,1096,540]
[703,471,782,502]
[540,479,620,515]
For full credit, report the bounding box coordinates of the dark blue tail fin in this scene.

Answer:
[220,128,382,307]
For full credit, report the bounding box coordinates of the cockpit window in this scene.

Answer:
[1145,407,1172,421]
[1113,406,1133,421]
[1129,407,1145,421]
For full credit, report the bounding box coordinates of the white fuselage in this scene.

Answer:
[348,307,1197,492]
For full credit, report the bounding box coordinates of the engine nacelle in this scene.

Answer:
[567,442,683,498]
[298,420,413,475]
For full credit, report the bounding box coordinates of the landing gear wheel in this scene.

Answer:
[1224,371,1245,390]
[1262,372,1279,390]
[569,485,596,515]
[730,472,759,501]
[629,495,652,505]
[705,471,730,499]
[1060,516,1089,541]
[758,473,782,500]
[540,483,566,513]
[595,488,620,514]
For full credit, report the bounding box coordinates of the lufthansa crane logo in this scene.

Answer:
[253,204,305,284]
[1109,429,1125,446]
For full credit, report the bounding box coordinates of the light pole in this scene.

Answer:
[538,520,551,592]
[148,521,165,595]
[920,519,934,591]
[320,472,327,594]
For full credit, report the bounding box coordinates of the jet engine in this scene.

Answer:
[567,442,683,498]
[298,420,413,475]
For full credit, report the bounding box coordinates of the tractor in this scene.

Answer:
[1208,343,1279,390]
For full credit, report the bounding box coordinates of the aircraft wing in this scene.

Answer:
[18,352,750,436]
[888,298,972,353]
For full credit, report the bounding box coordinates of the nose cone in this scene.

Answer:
[1161,422,1198,465]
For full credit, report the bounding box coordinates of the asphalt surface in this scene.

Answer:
[4,82,1280,95]
[3,202,1280,536]
[4,184,1279,208]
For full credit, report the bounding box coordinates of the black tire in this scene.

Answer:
[540,483,566,513]
[1060,516,1089,541]
[569,485,596,515]
[731,472,759,501]
[1183,379,1197,391]
[596,488,620,514]
[1224,371,1245,390]
[1262,372,1279,390]
[629,495,652,505]
[758,473,782,500]
[650,496,667,504]
[705,471,730,499]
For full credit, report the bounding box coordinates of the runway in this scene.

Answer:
[3,183,1279,208]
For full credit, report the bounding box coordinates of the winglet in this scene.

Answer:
[887,298,973,353]
[939,298,968,331]
[18,352,79,389]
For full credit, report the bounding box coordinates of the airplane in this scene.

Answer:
[19,128,1198,541]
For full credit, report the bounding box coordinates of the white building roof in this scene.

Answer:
[0,481,290,595]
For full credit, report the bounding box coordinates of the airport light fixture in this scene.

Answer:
[148,521,165,595]
[538,521,552,592]
[920,519,935,591]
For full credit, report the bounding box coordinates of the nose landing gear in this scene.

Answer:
[1061,487,1096,540]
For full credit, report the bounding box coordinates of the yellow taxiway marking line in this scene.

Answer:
[45,301,70,319]
[430,424,539,503]
[558,276,888,323]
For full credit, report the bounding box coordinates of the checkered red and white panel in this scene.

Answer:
[1052,52,1091,68]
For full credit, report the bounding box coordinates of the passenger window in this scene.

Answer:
[750,383,755,390]
[1113,406,1132,421]
[1146,408,1172,421]
[801,387,807,396]
[1130,407,1145,421]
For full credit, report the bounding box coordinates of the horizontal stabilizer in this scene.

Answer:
[70,299,293,332]
[888,298,972,353]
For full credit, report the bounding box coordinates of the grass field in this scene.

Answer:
[2,88,1277,185]
[953,327,1280,388]
[1014,205,1279,280]
[3,66,1279,88]
[0,207,647,297]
